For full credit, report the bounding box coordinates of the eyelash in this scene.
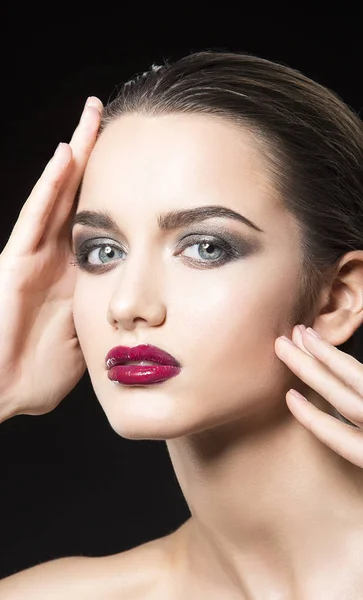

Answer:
[70,235,242,272]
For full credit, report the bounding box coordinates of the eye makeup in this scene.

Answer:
[70,225,262,273]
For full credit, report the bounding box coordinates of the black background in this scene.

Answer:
[1,7,362,579]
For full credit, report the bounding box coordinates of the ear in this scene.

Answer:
[312,250,363,346]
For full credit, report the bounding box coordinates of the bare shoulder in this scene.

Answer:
[0,529,181,600]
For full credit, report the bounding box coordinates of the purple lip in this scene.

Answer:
[105,344,181,369]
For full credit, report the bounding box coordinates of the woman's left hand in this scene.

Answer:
[275,324,363,467]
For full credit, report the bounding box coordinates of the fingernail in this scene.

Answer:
[80,97,101,124]
[86,96,102,111]
[306,327,321,339]
[289,389,308,401]
[53,142,66,158]
[54,142,63,155]
[279,336,295,346]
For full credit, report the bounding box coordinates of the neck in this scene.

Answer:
[165,392,363,598]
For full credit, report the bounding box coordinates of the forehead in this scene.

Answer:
[79,113,287,229]
[87,113,265,182]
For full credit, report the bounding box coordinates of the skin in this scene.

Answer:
[0,98,101,424]
[68,112,363,599]
[1,103,363,599]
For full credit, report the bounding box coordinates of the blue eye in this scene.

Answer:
[87,244,124,265]
[71,242,124,270]
[71,234,245,273]
[181,241,224,261]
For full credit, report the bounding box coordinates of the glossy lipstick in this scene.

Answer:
[105,344,182,385]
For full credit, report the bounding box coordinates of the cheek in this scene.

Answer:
[183,279,270,375]
[72,281,107,364]
[180,266,299,407]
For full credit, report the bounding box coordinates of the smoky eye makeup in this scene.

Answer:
[71,230,117,254]
[72,223,261,251]
[176,227,259,252]
[71,224,263,272]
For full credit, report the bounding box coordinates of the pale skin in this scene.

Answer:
[0,100,363,600]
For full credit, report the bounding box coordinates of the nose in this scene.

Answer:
[106,252,167,331]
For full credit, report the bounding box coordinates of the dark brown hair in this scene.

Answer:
[100,50,363,425]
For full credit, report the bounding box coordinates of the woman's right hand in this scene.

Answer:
[0,97,102,423]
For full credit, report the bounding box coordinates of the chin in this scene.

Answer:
[101,408,200,441]
[91,382,230,441]
[90,379,191,441]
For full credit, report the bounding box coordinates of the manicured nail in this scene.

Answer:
[54,142,63,156]
[86,96,102,111]
[279,336,295,346]
[52,142,67,159]
[289,389,308,401]
[306,327,321,339]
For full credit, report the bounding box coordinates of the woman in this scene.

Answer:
[0,50,363,599]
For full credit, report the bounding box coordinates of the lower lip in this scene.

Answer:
[107,364,181,385]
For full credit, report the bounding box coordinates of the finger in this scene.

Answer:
[300,327,363,399]
[275,332,363,427]
[48,98,102,234]
[291,324,315,357]
[2,143,73,256]
[286,390,363,468]
[69,97,102,169]
[64,97,102,197]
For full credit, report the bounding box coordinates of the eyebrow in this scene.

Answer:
[70,205,264,235]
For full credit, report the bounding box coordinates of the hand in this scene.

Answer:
[0,97,102,423]
[275,325,363,468]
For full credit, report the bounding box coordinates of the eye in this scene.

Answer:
[87,244,124,265]
[181,241,225,261]
[71,241,125,270]
[177,235,240,267]
[70,232,248,273]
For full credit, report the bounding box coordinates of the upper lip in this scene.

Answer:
[105,344,181,369]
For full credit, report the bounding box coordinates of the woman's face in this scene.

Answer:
[72,113,304,440]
